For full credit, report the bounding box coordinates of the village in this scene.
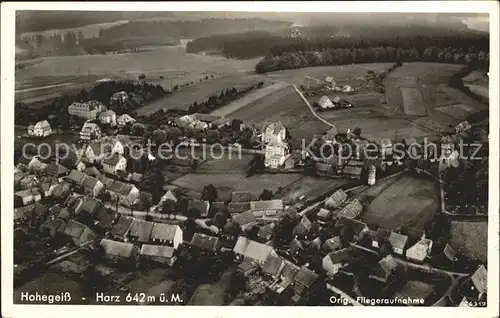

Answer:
[13,76,486,307]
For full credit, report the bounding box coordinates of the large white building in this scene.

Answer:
[68,100,106,120]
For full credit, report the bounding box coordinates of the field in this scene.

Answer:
[400,87,427,116]
[392,280,435,301]
[136,74,262,115]
[449,220,487,262]
[16,45,260,105]
[277,176,350,205]
[436,103,480,121]
[228,86,330,147]
[263,63,394,87]
[211,82,290,117]
[358,174,439,230]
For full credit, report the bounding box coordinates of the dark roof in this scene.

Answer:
[150,223,179,241]
[336,199,363,219]
[63,220,86,239]
[51,182,71,199]
[18,156,33,166]
[94,206,119,229]
[190,233,219,251]
[66,170,85,184]
[103,153,123,166]
[233,210,256,226]
[231,191,253,203]
[228,202,251,214]
[98,175,115,188]
[293,216,312,236]
[47,162,69,177]
[374,228,391,242]
[238,260,257,272]
[325,247,352,265]
[128,219,154,242]
[293,266,319,288]
[82,175,100,190]
[335,217,367,236]
[130,172,143,183]
[140,245,175,258]
[262,254,285,276]
[76,197,102,215]
[84,167,101,177]
[111,216,134,237]
[100,239,135,258]
[281,261,300,280]
[471,265,487,294]
[187,199,210,214]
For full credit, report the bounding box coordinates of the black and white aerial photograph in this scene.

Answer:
[2,2,498,314]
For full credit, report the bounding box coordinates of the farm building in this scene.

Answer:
[322,237,342,253]
[100,239,139,264]
[250,199,284,216]
[232,210,256,228]
[127,219,154,243]
[75,197,103,216]
[405,238,433,263]
[317,208,332,221]
[325,189,347,209]
[63,220,97,246]
[233,236,276,264]
[68,101,106,120]
[262,254,286,278]
[28,120,52,138]
[81,176,105,197]
[372,229,409,255]
[140,245,176,267]
[80,122,102,141]
[106,181,140,207]
[110,216,134,240]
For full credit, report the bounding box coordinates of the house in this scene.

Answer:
[18,174,37,190]
[262,254,286,278]
[127,219,154,243]
[65,170,86,187]
[291,266,320,302]
[28,120,52,138]
[315,162,333,176]
[80,122,102,141]
[372,229,409,255]
[377,138,393,157]
[318,96,334,109]
[325,189,347,210]
[317,208,332,221]
[232,210,256,229]
[189,233,219,253]
[102,154,127,176]
[228,202,251,215]
[231,191,252,203]
[160,190,178,203]
[455,121,471,134]
[322,237,342,252]
[249,199,284,216]
[29,160,48,175]
[262,121,288,144]
[39,182,55,198]
[81,175,105,197]
[117,114,136,127]
[17,156,34,171]
[237,260,259,277]
[257,223,275,242]
[335,217,369,241]
[14,172,26,190]
[128,172,143,184]
[14,189,42,207]
[100,239,138,263]
[75,197,103,216]
[405,238,433,263]
[322,248,352,276]
[82,141,109,163]
[99,110,117,127]
[98,175,115,188]
[110,216,134,240]
[46,162,69,178]
[49,182,72,201]
[14,203,46,226]
[293,216,313,239]
[336,199,363,219]
[268,261,300,294]
[94,206,120,230]
[460,265,487,301]
[140,245,177,267]
[187,199,210,217]
[264,139,291,169]
[106,181,140,207]
[68,100,106,120]
[342,166,363,179]
[84,166,101,178]
[63,220,97,246]
[233,236,275,264]
[150,223,183,249]
[290,238,304,256]
[369,255,399,283]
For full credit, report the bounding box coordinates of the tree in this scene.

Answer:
[379,239,393,257]
[162,199,177,214]
[259,189,273,201]
[201,184,218,202]
[340,226,354,247]
[353,127,362,138]
[212,212,227,229]
[131,123,145,136]
[138,191,153,210]
[247,225,260,241]
[186,208,201,219]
